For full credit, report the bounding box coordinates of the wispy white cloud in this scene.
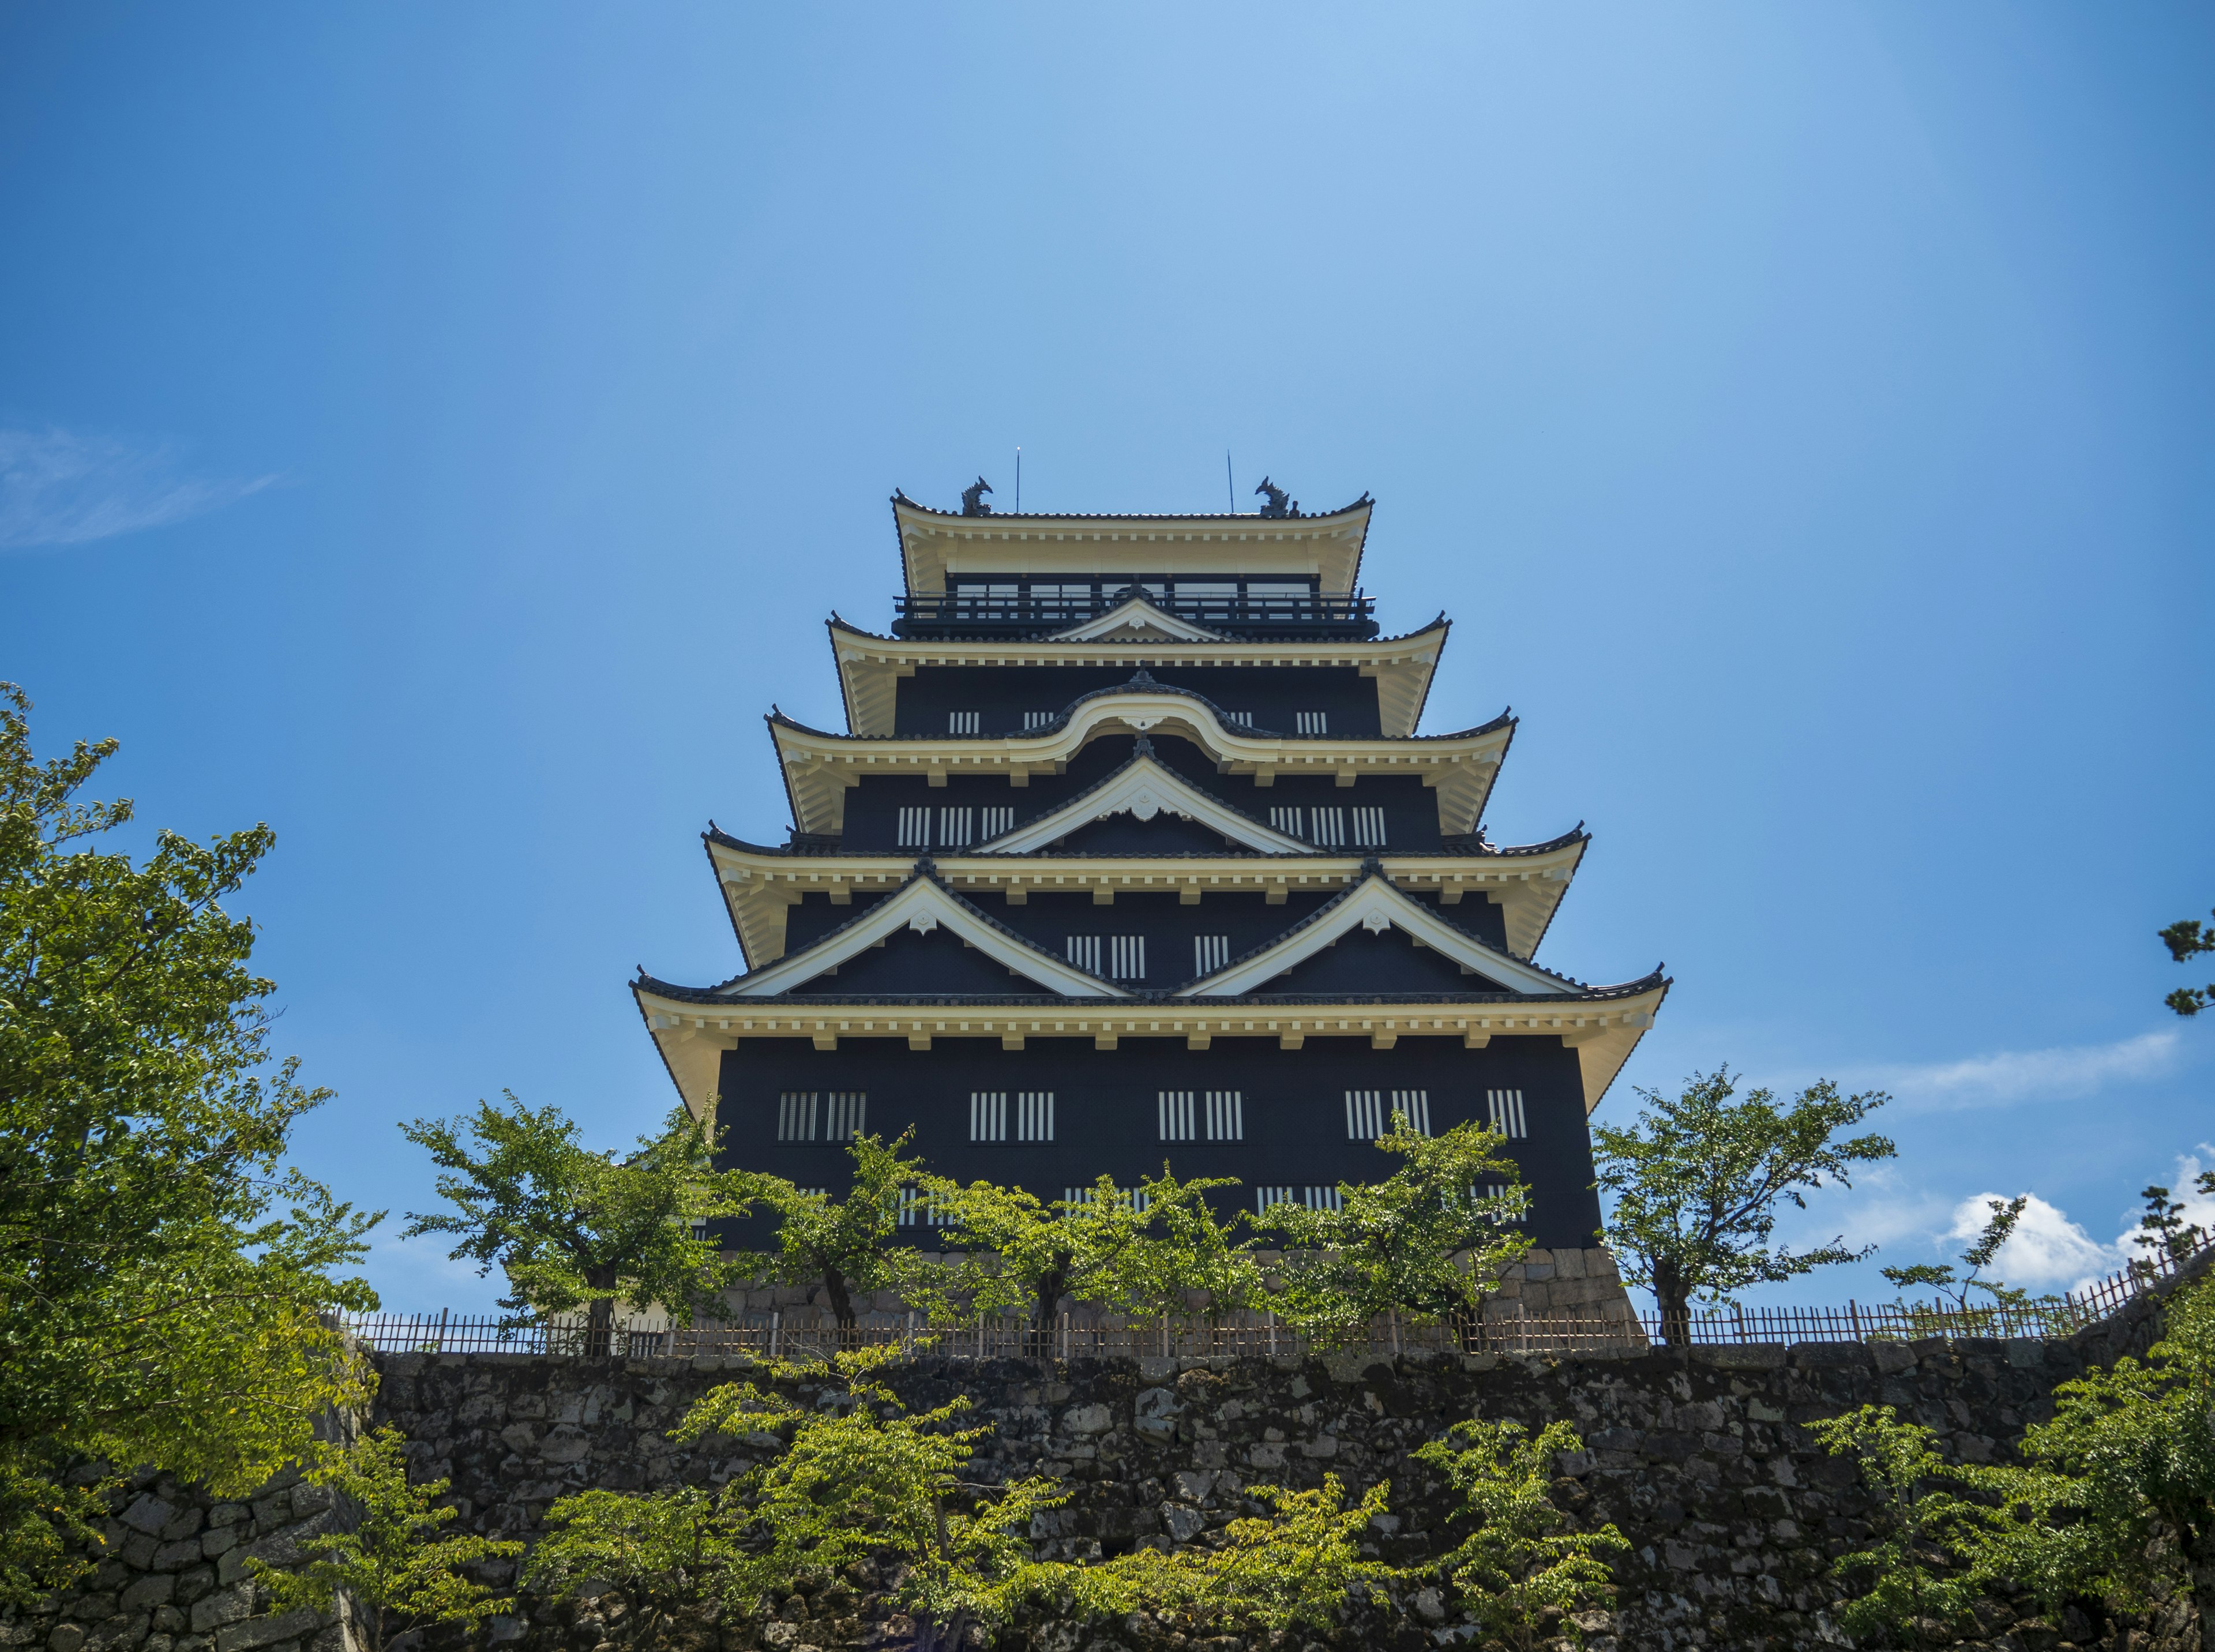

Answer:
[0,425,277,550]
[1947,1192,2119,1289]
[2107,1146,2215,1256]
[1846,1030,2183,1112]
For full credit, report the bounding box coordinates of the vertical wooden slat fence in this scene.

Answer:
[341,1233,2211,1361]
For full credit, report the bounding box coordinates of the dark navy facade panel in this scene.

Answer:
[894,666,1383,738]
[714,1035,1601,1251]
[836,734,1444,854]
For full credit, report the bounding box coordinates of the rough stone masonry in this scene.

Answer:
[5,1291,2202,1652]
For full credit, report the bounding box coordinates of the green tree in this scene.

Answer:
[528,1346,1073,1652]
[2132,1174,2215,1267]
[1111,1166,1264,1322]
[253,1425,521,1652]
[1593,1068,1895,1345]
[933,1173,1157,1335]
[401,1094,747,1354]
[1252,1117,1530,1345]
[1090,1475,1401,1634]
[1413,1417,1630,1650]
[0,684,378,1604]
[1961,1272,2215,1648]
[1881,1195,2034,1322]
[2159,909,2214,1017]
[726,1131,947,1330]
[1804,1406,1988,1646]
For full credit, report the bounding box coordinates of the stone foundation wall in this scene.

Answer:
[6,1284,2198,1652]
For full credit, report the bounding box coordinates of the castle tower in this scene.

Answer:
[634,488,1666,1288]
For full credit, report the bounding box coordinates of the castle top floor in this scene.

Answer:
[889,491,1378,640]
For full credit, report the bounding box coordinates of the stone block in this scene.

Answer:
[189,1589,253,1635]
[152,1542,201,1573]
[47,1629,87,1652]
[157,1510,204,1545]
[121,1575,176,1613]
[1061,1404,1113,1436]
[1789,1342,1874,1370]
[1554,1249,1588,1280]
[120,1497,175,1538]
[197,1529,235,1561]
[213,1612,321,1652]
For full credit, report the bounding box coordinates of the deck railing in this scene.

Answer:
[343,1233,2211,1364]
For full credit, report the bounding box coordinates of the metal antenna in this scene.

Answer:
[1016,448,1022,513]
[1226,451,1234,513]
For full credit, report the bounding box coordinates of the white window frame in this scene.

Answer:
[1345,1089,1385,1141]
[979,805,1014,839]
[1109,935,1147,981]
[938,806,973,847]
[1193,934,1230,975]
[1065,935,1102,973]
[1486,1088,1528,1139]
[1016,1091,1055,1143]
[1296,711,1328,735]
[1204,1090,1243,1142]
[1158,1090,1196,1142]
[1351,806,1387,847]
[777,1091,820,1143]
[1309,807,1346,848]
[1392,1089,1433,1135]
[896,807,932,848]
[970,1091,1007,1143]
[824,1091,866,1141]
[947,711,980,735]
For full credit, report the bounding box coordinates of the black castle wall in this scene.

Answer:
[711,1033,1601,1251]
[892,664,1383,738]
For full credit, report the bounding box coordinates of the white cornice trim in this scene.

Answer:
[980,753,1311,854]
[715,874,1132,1001]
[1042,595,1230,643]
[1177,874,1572,999]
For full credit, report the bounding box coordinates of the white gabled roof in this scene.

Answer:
[1176,870,1575,998]
[978,749,1311,854]
[714,872,1132,1000]
[1042,595,1231,643]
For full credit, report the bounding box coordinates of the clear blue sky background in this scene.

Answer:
[3,5,2210,1314]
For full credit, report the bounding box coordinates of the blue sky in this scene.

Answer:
[3,5,2210,1313]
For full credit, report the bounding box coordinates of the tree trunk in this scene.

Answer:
[1653,1258,1691,1347]
[823,1263,855,1329]
[584,1263,622,1357]
[1028,1263,1069,1357]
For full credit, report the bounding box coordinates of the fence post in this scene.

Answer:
[1849,1300,1864,1342]
[1267,1310,1278,1359]
[770,1311,780,1362]
[1731,1301,1744,1343]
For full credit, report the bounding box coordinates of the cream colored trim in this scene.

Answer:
[1044,595,1229,642]
[828,622,1447,738]
[895,498,1372,598]
[773,692,1508,838]
[980,753,1309,854]
[636,984,1666,1118]
[709,839,1583,968]
[1178,875,1571,998]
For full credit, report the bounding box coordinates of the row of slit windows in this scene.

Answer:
[1268,805,1387,847]
[949,709,1313,734]
[896,805,1017,848]
[774,1088,1527,1146]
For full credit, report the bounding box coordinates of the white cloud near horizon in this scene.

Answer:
[1846,1030,2183,1112]
[1947,1192,2118,1289]
[0,425,277,550]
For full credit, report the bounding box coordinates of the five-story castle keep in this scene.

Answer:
[633,488,1668,1252]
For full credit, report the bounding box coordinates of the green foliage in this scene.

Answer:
[1252,1117,1529,1344]
[1414,1417,1628,1649]
[2159,910,2214,1017]
[1958,1271,2215,1619]
[522,1485,724,1604]
[1881,1196,2040,1320]
[1593,1068,1894,1342]
[530,1346,1072,1652]
[253,1426,520,1652]
[1088,1474,1400,1632]
[1110,1166,1264,1322]
[0,684,378,1604]
[2132,1174,2215,1268]
[932,1173,1154,1330]
[401,1094,746,1346]
[725,1131,947,1328]
[1804,1406,1989,1645]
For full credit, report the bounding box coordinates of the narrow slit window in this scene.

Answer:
[1016,1091,1055,1143]
[1486,1088,1528,1139]
[1303,1186,1343,1211]
[1193,934,1230,975]
[1296,711,1328,735]
[1269,806,1304,839]
[1109,936,1147,980]
[1065,935,1102,973]
[898,1187,958,1228]
[938,806,973,847]
[1351,806,1387,847]
[979,805,1013,839]
[1309,807,1346,848]
[970,1091,1007,1143]
[1255,1186,1294,1213]
[1391,1089,1433,1135]
[824,1091,867,1140]
[1345,1089,1385,1141]
[896,807,932,848]
[1023,711,1057,730]
[1065,1185,1149,1214]
[948,711,980,735]
[1158,1090,1196,1142]
[777,1091,820,1143]
[1204,1090,1243,1141]
[1223,711,1253,727]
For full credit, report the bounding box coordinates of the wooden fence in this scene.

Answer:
[343,1232,2212,1363]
